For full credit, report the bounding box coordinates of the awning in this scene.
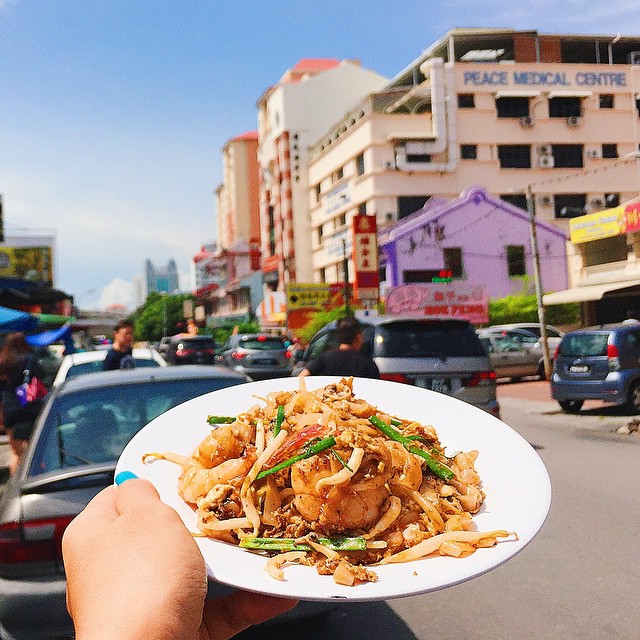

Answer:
[547,90,592,98]
[494,90,541,98]
[543,279,640,305]
[0,306,39,332]
[26,323,73,347]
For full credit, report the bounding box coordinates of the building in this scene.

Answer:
[544,196,640,324]
[380,186,568,299]
[307,28,640,288]
[133,259,180,307]
[256,58,389,293]
[215,131,260,251]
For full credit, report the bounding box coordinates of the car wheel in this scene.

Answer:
[625,382,640,414]
[559,399,583,413]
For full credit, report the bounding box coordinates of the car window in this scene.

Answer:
[546,328,561,338]
[239,338,286,350]
[307,332,332,360]
[624,330,640,349]
[374,321,486,358]
[29,378,243,476]
[66,361,106,379]
[559,333,609,357]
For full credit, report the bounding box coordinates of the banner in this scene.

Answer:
[570,197,640,244]
[385,283,489,324]
[286,283,347,330]
[352,214,379,301]
[0,246,53,286]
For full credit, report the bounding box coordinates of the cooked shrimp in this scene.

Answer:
[192,419,255,468]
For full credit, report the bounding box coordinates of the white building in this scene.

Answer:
[256,58,389,292]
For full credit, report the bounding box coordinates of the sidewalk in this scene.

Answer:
[496,379,606,410]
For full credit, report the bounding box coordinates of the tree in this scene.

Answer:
[132,292,196,342]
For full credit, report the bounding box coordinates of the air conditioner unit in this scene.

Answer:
[538,155,555,168]
[587,148,602,159]
[590,198,605,209]
[629,51,640,65]
[539,195,553,207]
[520,116,534,128]
[384,160,397,170]
[538,144,552,155]
[566,116,582,127]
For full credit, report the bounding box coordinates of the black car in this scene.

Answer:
[164,335,217,365]
[0,366,249,640]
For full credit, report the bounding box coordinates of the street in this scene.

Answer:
[1,381,639,639]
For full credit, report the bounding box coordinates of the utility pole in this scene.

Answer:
[342,238,351,316]
[526,185,552,380]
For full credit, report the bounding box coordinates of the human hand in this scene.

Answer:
[62,478,297,640]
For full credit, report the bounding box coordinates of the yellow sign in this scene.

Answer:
[0,246,53,285]
[569,208,623,244]
[286,283,344,310]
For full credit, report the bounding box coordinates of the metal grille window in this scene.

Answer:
[498,145,531,169]
[460,144,477,160]
[599,94,614,109]
[506,245,526,277]
[602,143,618,159]
[554,194,587,219]
[458,94,475,108]
[355,153,365,176]
[549,97,582,117]
[496,97,530,118]
[551,144,584,168]
[500,194,528,211]
[443,247,463,277]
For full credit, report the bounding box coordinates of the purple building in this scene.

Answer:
[379,187,568,299]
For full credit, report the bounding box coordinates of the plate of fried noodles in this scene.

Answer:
[116,376,551,601]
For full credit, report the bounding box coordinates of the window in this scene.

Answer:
[554,193,587,219]
[268,205,276,255]
[602,143,618,159]
[397,196,429,220]
[551,144,584,168]
[458,94,475,108]
[403,269,443,283]
[549,97,582,118]
[500,194,528,211]
[355,153,365,176]
[358,202,367,215]
[443,247,463,278]
[315,183,321,203]
[498,145,531,169]
[338,213,346,227]
[496,97,530,118]
[506,245,526,277]
[319,267,326,282]
[599,94,614,109]
[317,225,324,245]
[460,144,477,160]
[336,166,344,180]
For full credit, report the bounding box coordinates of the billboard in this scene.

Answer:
[0,242,54,287]
[286,283,347,330]
[569,198,640,244]
[385,283,489,324]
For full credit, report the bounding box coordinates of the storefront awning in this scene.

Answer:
[543,279,640,305]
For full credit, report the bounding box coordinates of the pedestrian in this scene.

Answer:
[298,316,380,379]
[62,476,297,640]
[103,320,136,370]
[0,332,46,473]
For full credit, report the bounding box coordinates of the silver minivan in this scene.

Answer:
[294,314,499,417]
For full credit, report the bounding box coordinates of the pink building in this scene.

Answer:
[379,187,568,299]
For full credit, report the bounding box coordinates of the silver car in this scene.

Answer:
[0,366,251,640]
[477,330,545,381]
[219,334,293,381]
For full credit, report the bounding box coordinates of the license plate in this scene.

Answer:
[415,378,451,393]
[570,365,589,373]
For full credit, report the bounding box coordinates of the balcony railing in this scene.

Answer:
[578,259,640,285]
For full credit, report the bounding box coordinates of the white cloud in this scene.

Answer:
[97,278,134,311]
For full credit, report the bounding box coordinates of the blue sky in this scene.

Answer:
[2,1,640,310]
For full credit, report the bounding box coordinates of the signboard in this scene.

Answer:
[0,245,53,286]
[570,198,640,244]
[352,215,379,301]
[286,283,347,330]
[385,283,489,324]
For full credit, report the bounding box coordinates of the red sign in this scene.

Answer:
[622,200,640,234]
[352,215,379,301]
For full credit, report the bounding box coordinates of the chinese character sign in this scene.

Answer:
[385,283,489,324]
[352,215,379,301]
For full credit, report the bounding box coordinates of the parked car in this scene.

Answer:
[477,330,545,381]
[0,366,255,640]
[486,323,565,353]
[293,315,499,417]
[52,348,166,387]
[551,322,640,413]
[164,335,217,365]
[218,333,293,380]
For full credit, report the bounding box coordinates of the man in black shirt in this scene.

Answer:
[103,320,136,371]
[299,316,380,379]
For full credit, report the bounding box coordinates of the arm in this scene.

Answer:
[62,478,297,640]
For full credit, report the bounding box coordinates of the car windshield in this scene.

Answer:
[29,377,242,476]
[239,338,286,350]
[559,333,610,357]
[373,321,486,358]
[66,358,159,379]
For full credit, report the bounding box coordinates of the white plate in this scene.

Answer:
[115,376,551,602]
